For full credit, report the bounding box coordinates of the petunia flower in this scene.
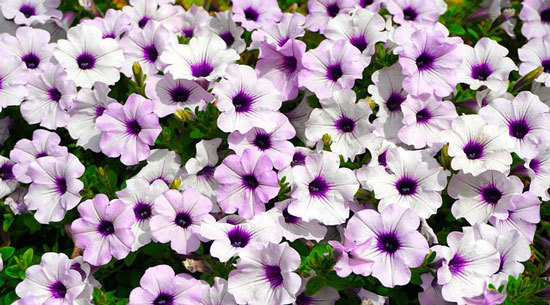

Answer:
[209,10,246,53]
[355,0,383,11]
[200,212,282,262]
[180,138,222,201]
[24,154,84,224]
[490,191,541,243]
[298,39,365,99]
[250,12,305,50]
[518,34,550,87]
[462,283,506,305]
[53,24,125,88]
[149,189,214,255]
[0,26,54,77]
[228,242,301,305]
[160,35,239,81]
[418,273,452,305]
[519,0,550,39]
[305,0,355,33]
[96,94,162,166]
[305,89,375,161]
[128,265,202,305]
[356,147,449,219]
[122,0,183,32]
[284,93,315,146]
[0,156,17,199]
[132,149,182,187]
[329,234,374,277]
[345,204,430,287]
[0,55,27,110]
[214,64,283,133]
[0,0,62,25]
[214,149,280,219]
[294,277,340,305]
[231,0,282,31]
[178,5,211,38]
[441,115,514,176]
[70,194,135,266]
[524,145,550,200]
[458,37,517,92]
[20,63,76,129]
[201,277,237,305]
[288,151,359,225]
[81,8,132,39]
[271,199,327,242]
[386,0,440,25]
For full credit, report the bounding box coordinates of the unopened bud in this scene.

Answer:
[98,167,106,177]
[365,96,376,110]
[132,61,144,88]
[322,134,332,145]
[490,8,516,31]
[174,109,195,122]
[170,177,181,189]
[466,7,490,22]
[513,66,543,92]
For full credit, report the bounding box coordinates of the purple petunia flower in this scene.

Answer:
[96,94,162,166]
[305,0,355,33]
[70,194,135,266]
[180,139,221,201]
[519,0,550,39]
[149,189,214,254]
[231,0,282,31]
[345,204,430,287]
[53,24,125,88]
[132,149,182,187]
[271,199,327,242]
[214,64,283,133]
[0,0,62,25]
[178,5,211,38]
[298,39,365,99]
[462,283,506,305]
[518,33,550,87]
[330,234,374,277]
[395,28,463,98]
[250,12,305,50]
[122,0,183,32]
[524,145,550,201]
[386,0,440,25]
[490,191,541,243]
[81,8,132,40]
[214,149,280,219]
[24,154,84,224]
[0,55,27,110]
[201,277,238,305]
[228,242,301,305]
[0,156,17,199]
[284,94,315,146]
[128,265,202,305]
[294,276,340,305]
[209,10,246,53]
[0,26,54,77]
[288,151,359,225]
[200,212,282,262]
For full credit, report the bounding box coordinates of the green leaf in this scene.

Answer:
[448,24,465,35]
[3,292,17,305]
[4,265,21,279]
[2,214,14,232]
[22,214,41,232]
[0,247,15,260]
[305,276,326,296]
[190,128,205,139]
[22,248,33,267]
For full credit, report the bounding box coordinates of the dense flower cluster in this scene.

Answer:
[0,0,549,305]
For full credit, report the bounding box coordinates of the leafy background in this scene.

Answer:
[0,0,549,304]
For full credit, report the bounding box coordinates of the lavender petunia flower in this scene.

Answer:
[448,170,523,225]
[116,179,168,251]
[284,93,315,147]
[298,39,365,99]
[250,13,305,50]
[305,89,375,161]
[288,151,359,225]
[96,94,162,166]
[0,0,62,25]
[0,55,27,110]
[119,21,176,77]
[10,129,68,183]
[201,277,238,305]
[200,212,282,262]
[180,139,222,201]
[228,115,296,170]
[214,64,283,133]
[231,0,282,31]
[81,8,132,39]
[122,0,183,32]
[228,242,301,305]
[66,82,117,152]
[441,115,514,176]
[395,28,463,98]
[271,199,327,242]
[0,26,54,76]
[519,0,550,39]
[356,147,449,219]
[53,24,125,88]
[524,145,550,200]
[462,283,506,305]
[15,253,89,304]
[355,0,383,11]
[305,0,355,33]
[458,37,517,92]
[294,276,340,305]
[345,204,430,287]
[214,149,279,219]
[133,149,182,187]
[71,194,135,266]
[20,63,76,129]
[0,156,17,199]
[209,10,246,54]
[418,273,452,305]
[386,0,440,25]
[330,234,374,277]
[150,189,214,254]
[160,35,239,81]
[178,5,211,38]
[128,265,202,305]
[490,191,541,243]
[518,34,550,87]
[479,91,550,159]
[24,154,84,224]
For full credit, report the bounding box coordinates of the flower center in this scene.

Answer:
[359,0,373,7]
[308,176,329,197]
[291,152,306,167]
[138,16,150,28]
[49,281,67,299]
[170,86,191,103]
[530,158,541,174]
[103,33,116,39]
[542,59,550,73]
[481,185,502,204]
[326,3,340,17]
[350,36,368,52]
[416,52,434,70]
[0,163,14,180]
[126,120,142,136]
[197,165,215,178]
[76,53,96,70]
[244,7,259,21]
[253,133,272,150]
[175,212,192,228]
[48,88,62,102]
[282,55,298,74]
[335,116,355,133]
[396,176,417,196]
[448,254,467,275]
[509,120,530,139]
[22,53,40,69]
[220,31,235,47]
[153,293,174,305]
[227,226,251,248]
[283,208,300,224]
[232,91,254,113]
[541,8,550,23]
[327,64,343,81]
[133,202,152,221]
[182,28,194,38]
[403,7,418,21]
[190,60,214,78]
[19,4,36,18]
[376,232,400,254]
[242,174,259,189]
[378,151,387,167]
[95,105,106,118]
[471,63,493,81]
[264,264,283,288]
[463,141,484,160]
[415,108,432,123]
[386,92,405,112]
[143,45,159,63]
[55,177,67,195]
[97,220,115,236]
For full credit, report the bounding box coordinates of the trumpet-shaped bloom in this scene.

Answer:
[525,145,550,200]
[0,156,17,199]
[519,0,550,39]
[231,0,282,31]
[180,139,222,200]
[209,10,245,53]
[305,0,355,33]
[518,34,550,87]
[0,26,54,76]
[0,0,62,25]
[250,13,305,50]
[386,0,440,25]
[0,55,27,110]
[490,191,541,243]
